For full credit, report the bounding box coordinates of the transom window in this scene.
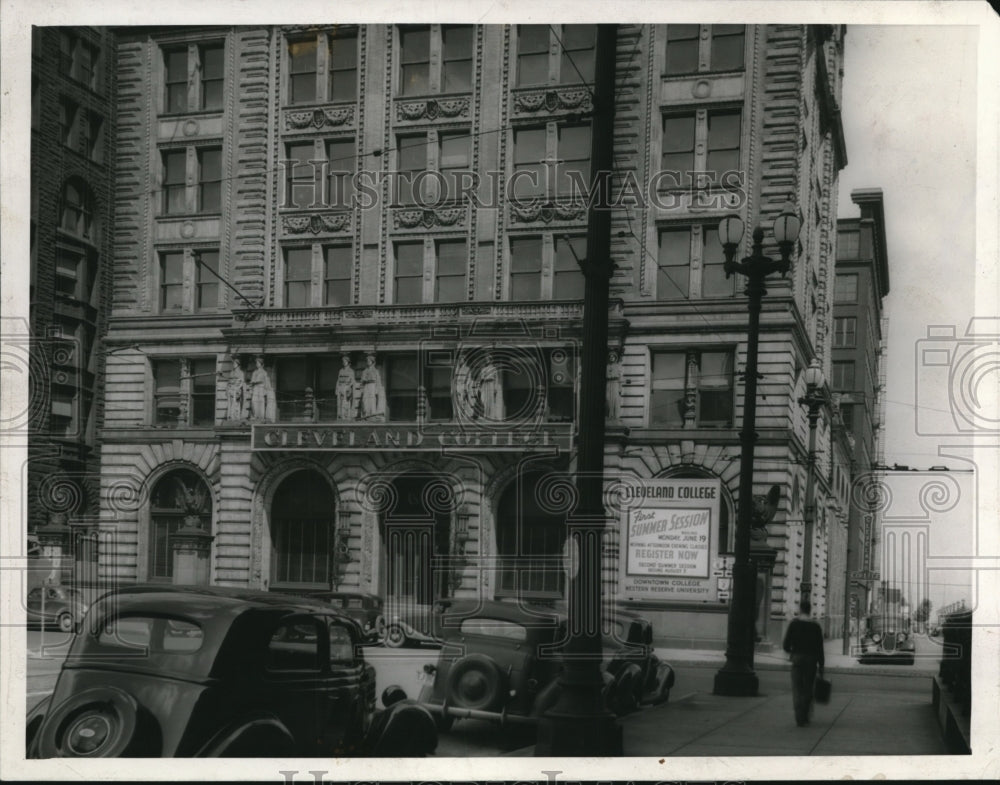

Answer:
[650,349,734,428]
[516,24,596,86]
[664,24,745,75]
[162,41,225,113]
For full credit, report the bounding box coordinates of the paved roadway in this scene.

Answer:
[24,630,945,757]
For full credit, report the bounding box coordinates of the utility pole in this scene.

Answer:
[535,23,622,756]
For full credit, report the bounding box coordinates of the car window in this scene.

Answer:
[459,618,527,642]
[27,588,42,600]
[267,617,322,672]
[98,616,204,653]
[345,598,364,610]
[329,623,355,665]
[46,588,61,600]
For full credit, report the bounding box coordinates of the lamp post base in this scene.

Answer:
[713,669,760,697]
[535,711,623,756]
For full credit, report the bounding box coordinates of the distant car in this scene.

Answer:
[26,586,88,633]
[416,599,674,730]
[381,599,445,649]
[858,615,916,665]
[26,585,436,758]
[308,591,386,643]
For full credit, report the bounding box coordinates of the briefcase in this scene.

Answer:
[814,676,832,704]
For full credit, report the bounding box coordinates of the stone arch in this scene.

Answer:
[136,460,218,583]
[655,465,736,555]
[251,456,339,591]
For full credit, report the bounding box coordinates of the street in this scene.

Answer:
[26,629,946,757]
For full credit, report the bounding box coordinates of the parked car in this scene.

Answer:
[26,585,436,758]
[858,614,916,665]
[415,599,674,730]
[308,591,386,643]
[26,586,89,633]
[381,599,445,648]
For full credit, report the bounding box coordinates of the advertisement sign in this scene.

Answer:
[619,478,722,602]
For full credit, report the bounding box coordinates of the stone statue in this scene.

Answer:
[359,352,385,421]
[226,356,248,421]
[249,355,275,422]
[336,354,356,421]
[605,350,623,422]
[453,352,474,421]
[477,353,504,421]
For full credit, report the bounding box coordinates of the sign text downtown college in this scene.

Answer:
[250,423,574,451]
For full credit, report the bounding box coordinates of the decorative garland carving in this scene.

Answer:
[282,212,352,234]
[395,97,471,122]
[509,201,587,224]
[284,105,355,131]
[512,87,593,115]
[392,207,466,230]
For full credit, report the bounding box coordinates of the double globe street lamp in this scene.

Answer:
[798,359,827,607]
[713,203,802,697]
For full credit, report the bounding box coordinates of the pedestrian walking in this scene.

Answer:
[782,599,825,726]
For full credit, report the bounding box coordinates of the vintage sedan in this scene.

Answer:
[858,613,916,665]
[26,585,436,758]
[25,586,89,633]
[416,599,674,730]
[309,591,386,643]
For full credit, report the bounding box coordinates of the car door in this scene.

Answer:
[260,615,327,755]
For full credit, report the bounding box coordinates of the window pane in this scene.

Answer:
[661,114,695,183]
[707,110,741,176]
[558,124,591,194]
[324,245,352,306]
[510,237,542,272]
[289,38,317,104]
[650,389,685,426]
[514,128,547,198]
[200,44,224,110]
[442,25,472,92]
[198,148,221,213]
[834,274,858,302]
[657,228,691,300]
[665,25,699,74]
[286,142,316,208]
[559,25,596,84]
[517,25,549,85]
[165,48,188,112]
[710,25,745,71]
[396,135,427,204]
[328,34,357,101]
[553,237,585,299]
[400,27,430,95]
[702,226,733,297]
[652,352,685,387]
[326,139,356,207]
[436,241,466,301]
[163,150,187,214]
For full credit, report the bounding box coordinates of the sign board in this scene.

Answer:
[619,478,722,602]
[251,423,573,452]
[850,569,881,582]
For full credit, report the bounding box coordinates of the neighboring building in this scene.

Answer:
[74,24,848,648]
[28,27,116,581]
[832,188,890,632]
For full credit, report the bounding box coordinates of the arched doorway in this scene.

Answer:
[149,469,211,582]
[495,471,566,600]
[380,473,453,605]
[270,469,336,591]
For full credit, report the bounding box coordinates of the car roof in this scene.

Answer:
[90,584,340,615]
[438,598,566,626]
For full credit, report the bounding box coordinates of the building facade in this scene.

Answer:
[27,27,116,584]
[89,23,848,646]
[833,188,890,633]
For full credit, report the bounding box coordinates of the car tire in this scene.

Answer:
[445,654,505,711]
[57,612,74,633]
[375,614,387,643]
[36,686,151,758]
[384,624,408,648]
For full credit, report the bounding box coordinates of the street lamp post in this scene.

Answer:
[798,360,826,608]
[713,204,801,697]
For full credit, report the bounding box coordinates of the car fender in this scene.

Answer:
[35,685,158,758]
[364,700,437,757]
[196,715,296,757]
[26,696,52,757]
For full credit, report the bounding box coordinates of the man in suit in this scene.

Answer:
[782,599,825,726]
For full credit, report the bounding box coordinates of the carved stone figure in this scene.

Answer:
[605,350,623,422]
[453,352,474,421]
[336,354,356,421]
[359,353,385,421]
[477,353,504,421]
[249,356,275,422]
[226,356,247,421]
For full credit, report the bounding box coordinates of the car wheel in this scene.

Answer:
[445,654,505,711]
[607,663,641,716]
[37,687,150,758]
[374,614,387,643]
[57,612,74,633]
[384,624,408,648]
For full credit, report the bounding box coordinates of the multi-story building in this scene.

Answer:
[28,27,116,582]
[832,188,890,631]
[88,23,847,647]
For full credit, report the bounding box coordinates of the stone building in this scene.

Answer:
[27,27,116,584]
[91,23,848,647]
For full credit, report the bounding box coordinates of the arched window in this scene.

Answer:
[271,470,335,589]
[496,472,566,599]
[60,179,96,241]
[150,469,211,581]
